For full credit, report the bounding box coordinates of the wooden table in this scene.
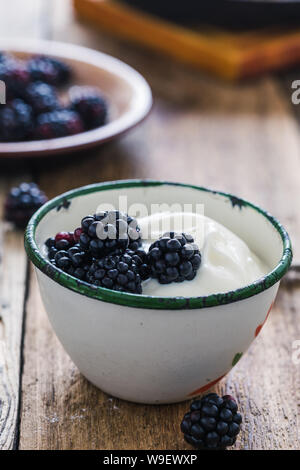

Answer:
[0,0,299,451]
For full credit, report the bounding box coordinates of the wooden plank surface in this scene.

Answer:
[0,0,48,449]
[0,0,299,450]
[19,270,300,450]
[0,179,29,450]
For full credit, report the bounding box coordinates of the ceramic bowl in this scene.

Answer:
[25,180,292,404]
[0,39,152,158]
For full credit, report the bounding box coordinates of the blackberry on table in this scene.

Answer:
[181,393,242,450]
[34,109,84,139]
[24,81,59,114]
[69,86,108,130]
[79,211,142,258]
[86,249,142,294]
[27,55,71,86]
[148,232,201,284]
[4,182,48,228]
[0,99,33,141]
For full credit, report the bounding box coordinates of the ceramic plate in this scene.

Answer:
[0,38,152,158]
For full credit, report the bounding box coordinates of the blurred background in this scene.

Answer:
[0,0,299,276]
[1,0,298,252]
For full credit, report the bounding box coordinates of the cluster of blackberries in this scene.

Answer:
[45,212,202,294]
[4,182,48,228]
[79,211,142,258]
[181,393,242,450]
[86,249,143,293]
[0,51,108,142]
[46,232,92,281]
[45,211,146,294]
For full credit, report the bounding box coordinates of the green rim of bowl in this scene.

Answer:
[24,180,293,310]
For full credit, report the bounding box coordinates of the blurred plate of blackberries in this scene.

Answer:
[0,39,152,158]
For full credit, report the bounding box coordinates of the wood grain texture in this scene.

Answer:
[0,0,46,450]
[0,0,295,450]
[18,3,300,449]
[19,272,300,450]
[0,178,29,449]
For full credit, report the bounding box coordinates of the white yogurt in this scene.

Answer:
[138,212,269,297]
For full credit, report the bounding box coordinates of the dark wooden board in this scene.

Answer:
[74,0,300,79]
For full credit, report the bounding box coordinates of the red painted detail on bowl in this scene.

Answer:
[255,301,274,338]
[188,374,225,397]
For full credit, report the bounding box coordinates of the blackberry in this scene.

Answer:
[73,227,83,243]
[0,57,30,98]
[127,215,142,251]
[27,55,71,86]
[79,211,142,258]
[127,247,150,281]
[35,109,84,139]
[24,81,59,114]
[134,247,151,280]
[4,182,48,228]
[45,231,92,280]
[69,86,108,129]
[0,99,33,141]
[46,232,74,261]
[181,393,242,450]
[148,232,201,284]
[51,245,91,280]
[86,249,142,293]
